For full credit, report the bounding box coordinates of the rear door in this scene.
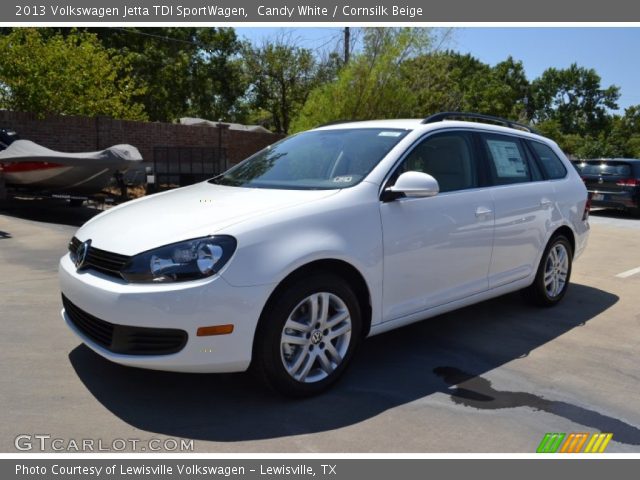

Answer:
[478,132,555,288]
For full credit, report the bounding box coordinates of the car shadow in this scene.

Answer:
[0,197,103,227]
[69,283,630,443]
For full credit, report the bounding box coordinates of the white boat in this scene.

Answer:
[0,140,142,194]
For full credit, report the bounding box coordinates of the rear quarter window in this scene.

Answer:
[529,141,567,179]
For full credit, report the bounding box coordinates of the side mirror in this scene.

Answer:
[385,171,439,199]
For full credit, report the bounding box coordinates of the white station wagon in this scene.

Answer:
[59,112,590,396]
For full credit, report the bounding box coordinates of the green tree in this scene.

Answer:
[292,28,435,132]
[600,105,640,158]
[0,28,146,119]
[530,64,620,136]
[94,28,247,123]
[244,37,338,134]
[401,52,530,120]
[491,56,531,121]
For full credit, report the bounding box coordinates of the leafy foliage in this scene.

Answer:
[530,64,620,136]
[0,28,146,120]
[93,28,247,123]
[1,27,639,159]
[244,38,340,134]
[292,28,433,132]
[402,53,530,120]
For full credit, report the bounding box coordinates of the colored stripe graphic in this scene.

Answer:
[537,433,566,453]
[584,433,613,453]
[537,432,613,453]
[560,433,589,453]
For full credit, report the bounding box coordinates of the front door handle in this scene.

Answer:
[540,199,553,208]
[475,206,493,217]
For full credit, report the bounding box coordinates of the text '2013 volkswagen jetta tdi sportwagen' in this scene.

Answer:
[60,112,590,396]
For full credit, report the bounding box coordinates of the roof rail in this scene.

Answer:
[421,112,539,134]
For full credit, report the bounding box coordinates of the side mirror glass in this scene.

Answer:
[386,171,439,199]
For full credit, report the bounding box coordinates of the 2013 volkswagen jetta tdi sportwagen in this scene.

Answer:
[59,112,590,396]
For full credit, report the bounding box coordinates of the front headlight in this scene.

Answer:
[121,236,237,283]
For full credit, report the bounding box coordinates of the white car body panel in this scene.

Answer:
[59,118,590,374]
[78,182,338,255]
[488,180,555,287]
[59,253,274,372]
[380,188,495,320]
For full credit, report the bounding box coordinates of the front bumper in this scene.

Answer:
[59,254,274,373]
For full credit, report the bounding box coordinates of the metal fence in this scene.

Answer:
[152,146,227,191]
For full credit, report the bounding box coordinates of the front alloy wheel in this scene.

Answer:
[280,292,352,384]
[254,274,361,396]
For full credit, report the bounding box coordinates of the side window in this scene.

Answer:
[395,132,478,193]
[528,141,568,179]
[481,134,532,185]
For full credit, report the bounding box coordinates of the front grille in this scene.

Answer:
[62,295,188,356]
[69,237,130,279]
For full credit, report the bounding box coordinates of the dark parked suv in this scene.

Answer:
[573,159,640,217]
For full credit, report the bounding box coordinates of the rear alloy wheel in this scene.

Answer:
[254,274,361,396]
[524,235,573,307]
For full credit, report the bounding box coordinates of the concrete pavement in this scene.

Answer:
[1,199,639,453]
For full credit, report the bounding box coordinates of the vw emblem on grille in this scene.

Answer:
[75,239,91,270]
[598,177,604,184]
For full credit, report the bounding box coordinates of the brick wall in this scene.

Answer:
[0,111,283,168]
[226,128,283,165]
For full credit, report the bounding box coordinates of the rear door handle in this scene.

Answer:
[475,206,493,217]
[540,199,553,208]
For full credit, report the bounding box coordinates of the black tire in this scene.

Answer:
[523,234,573,307]
[253,273,362,397]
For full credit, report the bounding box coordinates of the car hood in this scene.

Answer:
[76,182,339,255]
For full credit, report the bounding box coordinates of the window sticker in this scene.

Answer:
[486,140,527,177]
[378,131,402,137]
[333,176,353,183]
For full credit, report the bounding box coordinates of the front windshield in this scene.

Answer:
[210,128,409,190]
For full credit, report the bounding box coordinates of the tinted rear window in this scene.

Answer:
[529,141,567,179]
[574,162,632,177]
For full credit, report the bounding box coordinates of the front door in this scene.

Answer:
[380,131,495,321]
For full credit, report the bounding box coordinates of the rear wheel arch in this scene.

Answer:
[524,231,573,307]
[551,225,575,257]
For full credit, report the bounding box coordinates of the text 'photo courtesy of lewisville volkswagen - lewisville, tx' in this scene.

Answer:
[1,12,640,468]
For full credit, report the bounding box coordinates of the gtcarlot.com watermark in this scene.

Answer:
[15,434,194,452]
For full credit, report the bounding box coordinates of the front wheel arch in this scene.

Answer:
[251,271,363,396]
[252,259,372,359]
